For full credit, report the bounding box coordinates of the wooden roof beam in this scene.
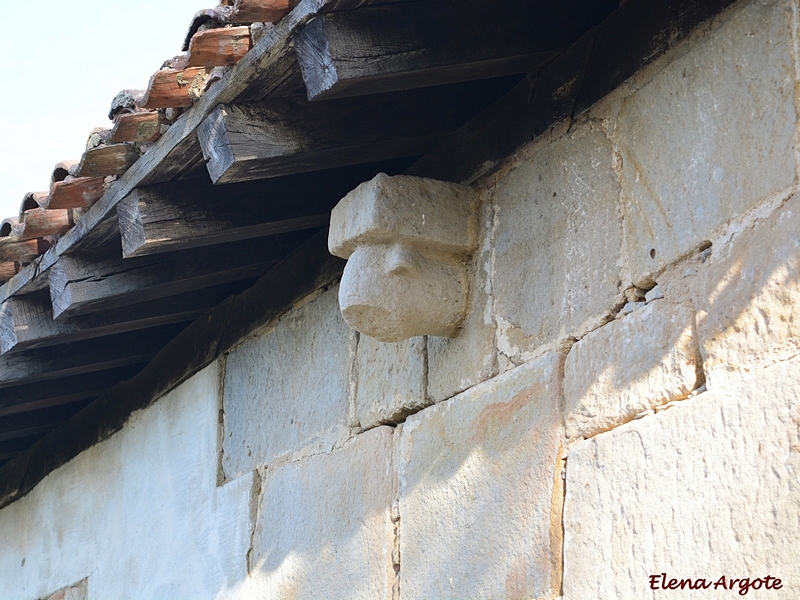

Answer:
[0,365,145,418]
[117,160,406,257]
[295,0,617,101]
[0,404,93,443]
[0,284,240,354]
[198,78,513,184]
[0,324,185,389]
[49,231,310,319]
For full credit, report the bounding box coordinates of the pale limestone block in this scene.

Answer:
[330,173,480,342]
[250,426,397,600]
[698,193,800,380]
[355,334,427,429]
[222,286,354,478]
[399,352,564,600]
[564,302,701,440]
[427,197,498,402]
[617,0,796,285]
[329,173,479,258]
[563,358,800,599]
[492,123,623,360]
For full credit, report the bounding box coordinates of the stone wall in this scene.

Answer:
[2,0,799,597]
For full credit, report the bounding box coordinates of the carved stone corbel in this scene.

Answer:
[329,173,480,342]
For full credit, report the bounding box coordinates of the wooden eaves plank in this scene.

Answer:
[116,160,404,257]
[0,365,146,418]
[0,324,185,389]
[0,284,241,354]
[197,79,512,184]
[294,0,616,100]
[49,231,311,319]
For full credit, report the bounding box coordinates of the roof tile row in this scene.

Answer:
[0,0,287,283]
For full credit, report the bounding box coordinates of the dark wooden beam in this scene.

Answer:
[0,365,145,418]
[0,404,91,442]
[49,231,311,319]
[0,283,242,354]
[408,0,738,184]
[294,0,615,101]
[118,158,410,257]
[0,324,185,389]
[0,435,47,462]
[198,78,516,183]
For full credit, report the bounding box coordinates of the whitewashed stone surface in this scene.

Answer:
[222,286,354,478]
[564,301,701,440]
[355,334,427,429]
[0,363,254,600]
[564,358,800,599]
[698,193,800,381]
[250,426,397,600]
[617,0,796,284]
[399,352,564,600]
[492,123,623,360]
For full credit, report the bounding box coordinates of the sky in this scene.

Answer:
[0,0,206,218]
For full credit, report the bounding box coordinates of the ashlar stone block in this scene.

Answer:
[355,334,427,429]
[563,357,800,599]
[427,197,498,402]
[399,352,564,600]
[698,193,800,381]
[222,286,354,478]
[617,0,796,284]
[250,426,397,600]
[564,301,702,440]
[492,123,623,360]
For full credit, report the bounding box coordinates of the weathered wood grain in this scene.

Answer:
[295,0,614,100]
[118,159,405,256]
[0,405,94,442]
[0,365,144,418]
[188,26,253,67]
[49,231,310,319]
[0,324,185,389]
[198,78,514,183]
[0,284,237,353]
